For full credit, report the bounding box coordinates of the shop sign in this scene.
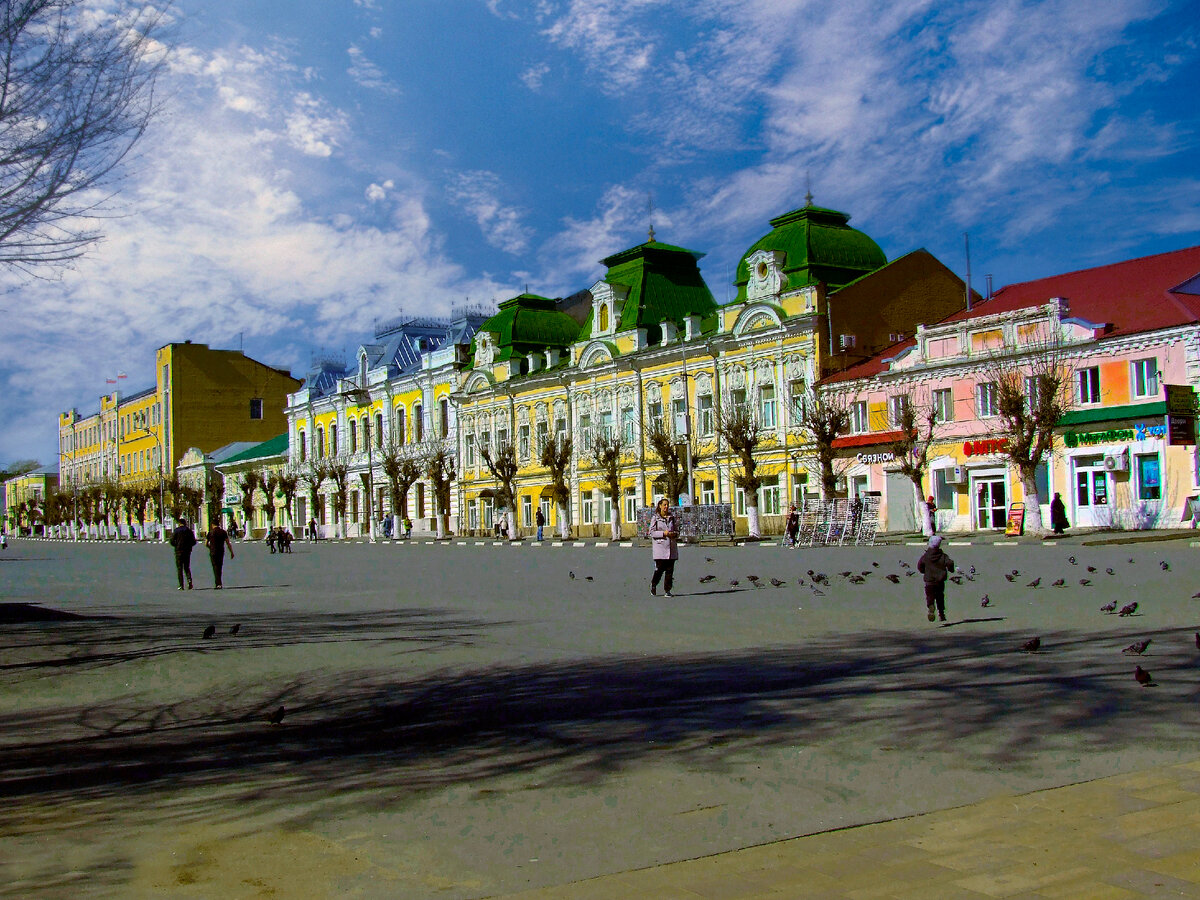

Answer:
[856,451,895,464]
[1063,422,1167,448]
[963,438,1007,457]
[1168,415,1197,446]
[1004,502,1025,536]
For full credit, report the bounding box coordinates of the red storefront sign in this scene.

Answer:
[963,438,1008,457]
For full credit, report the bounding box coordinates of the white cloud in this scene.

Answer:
[347,44,400,94]
[285,92,348,157]
[366,179,395,203]
[520,61,550,91]
[447,171,534,255]
[540,184,654,285]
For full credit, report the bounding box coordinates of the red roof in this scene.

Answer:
[823,244,1200,386]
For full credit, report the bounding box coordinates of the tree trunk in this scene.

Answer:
[610,512,620,541]
[435,511,447,539]
[557,501,570,539]
[1020,469,1046,535]
[913,481,934,537]
[746,502,761,538]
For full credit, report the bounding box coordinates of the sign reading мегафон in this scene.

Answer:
[1062,422,1166,448]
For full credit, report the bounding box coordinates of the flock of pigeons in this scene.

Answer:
[197,621,286,723]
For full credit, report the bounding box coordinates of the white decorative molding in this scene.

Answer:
[589,280,628,337]
[732,302,783,338]
[745,249,787,302]
[578,340,615,369]
[475,333,496,368]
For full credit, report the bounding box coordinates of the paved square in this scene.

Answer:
[1,537,1198,898]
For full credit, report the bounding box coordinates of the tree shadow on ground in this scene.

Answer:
[3,623,1199,823]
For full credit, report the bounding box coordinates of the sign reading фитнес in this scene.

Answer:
[1062,422,1167,448]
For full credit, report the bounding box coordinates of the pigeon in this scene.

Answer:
[1134,666,1152,686]
[1068,556,1077,565]
[810,586,825,596]
[747,575,761,583]
[1129,558,1135,564]
[1195,633,1200,650]
[1011,569,1019,576]
[1051,578,1066,587]
[1020,637,1041,652]
[699,574,716,583]
[860,570,873,577]
[872,562,880,568]
[968,565,977,576]
[569,571,576,580]
[949,575,964,585]
[965,573,976,582]
[770,578,785,587]
[906,570,918,577]
[900,560,911,569]
[1079,579,1091,586]
[229,624,241,635]
[266,705,286,725]
[886,573,901,584]
[1027,578,1041,588]
[1106,568,1115,575]
[730,579,740,586]
[1118,602,1139,617]
[838,571,853,578]
[1005,573,1016,583]
[1123,639,1151,654]
[1086,566,1097,573]
[585,575,594,582]
[1100,601,1118,613]
[848,575,866,585]
[1192,592,1200,599]
[980,595,991,608]
[202,624,216,639]
[705,557,715,563]
[1161,561,1170,571]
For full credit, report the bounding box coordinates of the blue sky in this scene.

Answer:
[3,0,1199,467]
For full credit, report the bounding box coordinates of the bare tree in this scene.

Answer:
[261,468,281,528]
[424,445,455,539]
[716,397,764,538]
[0,0,168,271]
[480,441,519,538]
[645,418,690,509]
[379,437,422,527]
[0,458,40,480]
[589,429,625,540]
[539,434,572,539]
[236,470,261,539]
[326,459,350,538]
[299,459,329,537]
[886,390,943,537]
[277,470,298,529]
[794,388,852,500]
[984,335,1071,535]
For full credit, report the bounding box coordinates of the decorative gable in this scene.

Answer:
[745,249,787,302]
[475,332,497,368]
[589,280,629,337]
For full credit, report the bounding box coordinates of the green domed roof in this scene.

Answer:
[733,204,887,303]
[475,293,580,363]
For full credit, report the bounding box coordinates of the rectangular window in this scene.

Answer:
[579,413,592,448]
[536,420,549,453]
[497,428,508,449]
[850,400,869,434]
[701,480,715,505]
[581,491,594,524]
[465,434,475,466]
[933,388,954,423]
[1131,358,1159,398]
[414,406,424,441]
[735,487,746,517]
[672,398,688,436]
[522,494,533,527]
[519,424,530,459]
[621,407,635,443]
[330,424,338,456]
[1137,454,1161,501]
[439,398,450,437]
[760,385,777,429]
[1024,375,1041,411]
[250,398,263,420]
[888,395,908,427]
[349,420,358,454]
[648,402,663,431]
[600,409,614,439]
[730,388,747,408]
[1077,367,1101,404]
[624,488,637,523]
[396,407,406,444]
[554,417,567,438]
[934,468,954,512]
[976,382,1000,418]
[759,476,781,515]
[697,394,714,436]
[600,494,612,524]
[299,431,306,461]
[416,483,425,518]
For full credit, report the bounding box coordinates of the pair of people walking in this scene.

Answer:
[170,520,235,590]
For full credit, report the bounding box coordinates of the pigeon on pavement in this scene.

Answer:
[1100,601,1118,613]
[1123,639,1151,654]
[1134,666,1153,686]
[202,624,216,639]
[1020,637,1041,652]
[229,624,241,635]
[1027,578,1041,588]
[980,595,991,607]
[266,706,286,725]
[1052,578,1066,587]
[699,574,716,583]
[1118,602,1139,617]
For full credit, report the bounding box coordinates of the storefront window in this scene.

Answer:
[1136,454,1161,500]
[934,469,955,512]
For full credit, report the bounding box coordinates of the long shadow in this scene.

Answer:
[3,625,1200,821]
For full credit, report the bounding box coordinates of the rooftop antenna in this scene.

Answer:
[646,191,656,243]
[964,232,972,311]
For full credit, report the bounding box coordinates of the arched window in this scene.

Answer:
[330,424,338,456]
[395,406,406,444]
[361,416,369,449]
[349,419,358,454]
[375,413,383,447]
[414,404,424,442]
[316,427,325,458]
[599,304,609,331]
[298,430,306,462]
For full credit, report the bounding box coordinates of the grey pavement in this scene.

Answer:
[1,535,1198,898]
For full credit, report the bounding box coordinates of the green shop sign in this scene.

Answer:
[1063,422,1167,448]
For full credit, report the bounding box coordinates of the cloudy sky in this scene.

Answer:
[3,0,1198,467]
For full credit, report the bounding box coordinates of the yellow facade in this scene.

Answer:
[4,470,58,532]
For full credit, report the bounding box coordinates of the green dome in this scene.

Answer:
[733,204,887,302]
[476,293,580,362]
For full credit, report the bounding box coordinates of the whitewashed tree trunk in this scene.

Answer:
[1021,471,1046,535]
[746,503,761,538]
[915,482,935,536]
[557,501,570,539]
[610,514,620,541]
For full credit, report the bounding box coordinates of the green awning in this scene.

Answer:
[1058,401,1166,427]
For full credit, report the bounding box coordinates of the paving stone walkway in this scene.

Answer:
[502,758,1200,899]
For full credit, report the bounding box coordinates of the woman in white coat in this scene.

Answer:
[648,497,679,597]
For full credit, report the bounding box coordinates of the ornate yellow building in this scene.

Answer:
[454,202,971,538]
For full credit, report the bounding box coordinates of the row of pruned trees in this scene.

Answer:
[20,475,206,536]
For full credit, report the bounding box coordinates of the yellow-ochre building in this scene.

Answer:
[453,202,970,537]
[57,341,300,529]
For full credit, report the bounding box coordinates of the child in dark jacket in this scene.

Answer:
[917,534,955,622]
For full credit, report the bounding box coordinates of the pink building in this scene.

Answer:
[821,245,1200,534]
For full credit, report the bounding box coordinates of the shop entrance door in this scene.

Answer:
[974,477,1007,529]
[1073,460,1110,527]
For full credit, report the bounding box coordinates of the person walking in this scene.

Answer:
[784,504,800,547]
[535,507,545,542]
[308,517,317,541]
[648,497,679,597]
[206,520,235,589]
[917,534,955,622]
[1049,492,1069,535]
[169,519,197,591]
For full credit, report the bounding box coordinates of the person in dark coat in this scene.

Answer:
[784,505,800,547]
[917,534,955,622]
[1049,492,1069,535]
[205,521,235,589]
[169,519,197,590]
[648,497,679,597]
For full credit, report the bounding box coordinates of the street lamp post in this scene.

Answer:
[135,427,167,542]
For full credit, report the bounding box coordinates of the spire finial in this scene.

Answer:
[804,171,814,207]
[647,191,656,243]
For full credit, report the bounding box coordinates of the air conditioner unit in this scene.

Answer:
[839,333,856,350]
[1103,450,1129,472]
[944,466,968,485]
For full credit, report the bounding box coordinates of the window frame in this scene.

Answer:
[849,400,869,435]
[1131,358,1159,399]
[976,382,1000,418]
[1077,366,1101,405]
